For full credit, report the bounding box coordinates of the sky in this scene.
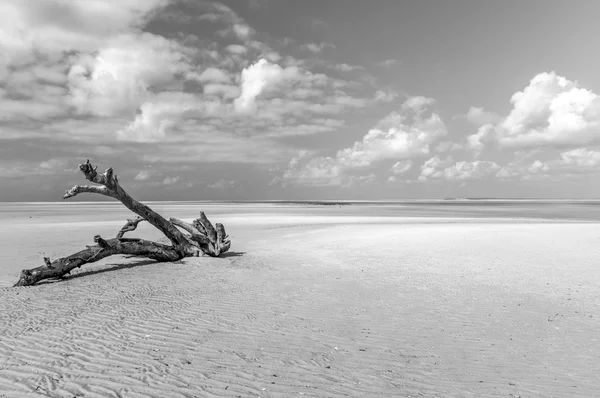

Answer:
[1,0,600,201]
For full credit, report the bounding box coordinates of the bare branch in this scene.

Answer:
[170,218,202,236]
[63,185,117,199]
[116,216,145,238]
[14,237,180,287]
[63,160,195,257]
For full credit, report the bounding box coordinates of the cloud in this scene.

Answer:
[0,0,435,201]
[419,156,500,181]
[197,67,232,84]
[0,0,186,122]
[225,44,247,55]
[390,160,413,174]
[467,124,495,156]
[116,92,212,142]
[333,63,364,72]
[207,179,236,189]
[465,106,501,126]
[234,58,300,113]
[497,147,600,181]
[418,155,454,181]
[442,161,501,181]
[302,42,335,53]
[134,170,153,181]
[67,32,196,117]
[377,59,401,68]
[232,23,253,40]
[374,89,400,103]
[435,141,464,153]
[38,158,70,171]
[280,97,447,187]
[162,176,181,185]
[467,72,600,151]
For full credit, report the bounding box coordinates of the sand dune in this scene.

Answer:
[1,204,600,397]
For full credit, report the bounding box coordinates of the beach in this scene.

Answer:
[1,201,599,397]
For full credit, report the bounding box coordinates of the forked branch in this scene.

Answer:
[63,160,194,257]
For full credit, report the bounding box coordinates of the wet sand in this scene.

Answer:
[0,202,599,397]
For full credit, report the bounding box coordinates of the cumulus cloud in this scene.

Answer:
[442,161,501,181]
[418,156,454,181]
[498,148,600,181]
[280,97,447,187]
[234,58,300,113]
[67,33,196,117]
[0,0,186,122]
[467,72,600,152]
[116,92,207,142]
[467,124,495,156]
[419,156,500,181]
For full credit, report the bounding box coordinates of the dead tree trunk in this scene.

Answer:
[13,160,231,287]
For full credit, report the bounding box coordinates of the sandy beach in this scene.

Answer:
[1,202,599,397]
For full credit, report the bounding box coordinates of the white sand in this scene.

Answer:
[1,204,599,397]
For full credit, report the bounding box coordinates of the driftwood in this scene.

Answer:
[13,160,231,287]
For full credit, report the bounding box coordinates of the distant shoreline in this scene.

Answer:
[2,199,600,205]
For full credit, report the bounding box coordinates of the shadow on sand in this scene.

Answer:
[36,251,248,284]
[219,251,246,258]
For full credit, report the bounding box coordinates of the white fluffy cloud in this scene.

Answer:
[68,33,196,117]
[0,0,168,69]
[442,161,501,181]
[497,148,600,180]
[419,156,500,181]
[116,92,223,142]
[234,58,300,113]
[0,0,200,127]
[418,155,454,181]
[280,97,447,187]
[467,72,600,152]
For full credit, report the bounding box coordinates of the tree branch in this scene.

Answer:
[14,236,180,287]
[116,216,145,238]
[63,185,117,199]
[63,160,194,257]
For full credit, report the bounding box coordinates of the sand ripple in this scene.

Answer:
[1,222,599,397]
